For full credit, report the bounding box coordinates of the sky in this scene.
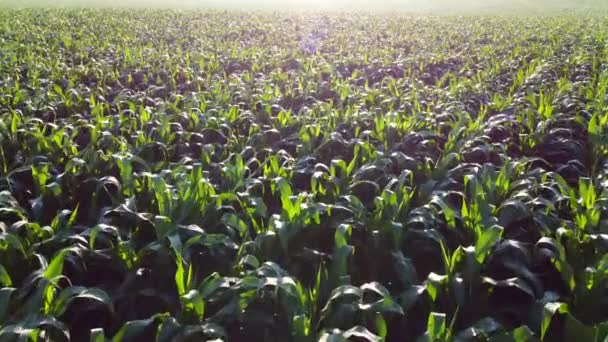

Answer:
[1,0,606,12]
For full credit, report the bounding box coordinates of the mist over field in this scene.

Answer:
[1,0,607,12]
[3,0,608,336]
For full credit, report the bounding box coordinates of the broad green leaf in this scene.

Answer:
[0,288,15,323]
[43,248,72,280]
[475,225,503,263]
[375,313,387,338]
[541,302,568,340]
[175,254,187,296]
[391,251,418,287]
[564,313,596,342]
[425,273,448,302]
[0,265,12,287]
[513,326,537,342]
[222,213,248,239]
[338,326,382,342]
[427,312,447,341]
[319,326,383,342]
[182,289,205,320]
[52,286,112,317]
[0,315,69,342]
[156,317,182,342]
[111,314,166,342]
[90,328,107,342]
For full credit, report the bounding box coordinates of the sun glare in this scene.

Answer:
[1,0,608,341]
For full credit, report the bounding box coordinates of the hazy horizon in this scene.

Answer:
[1,0,607,13]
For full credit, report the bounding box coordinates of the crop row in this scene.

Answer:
[0,9,607,342]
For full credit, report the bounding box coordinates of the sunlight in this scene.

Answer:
[2,0,608,340]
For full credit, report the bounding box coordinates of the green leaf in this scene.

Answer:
[167,231,182,254]
[320,326,382,342]
[397,285,426,312]
[111,314,166,342]
[513,326,537,342]
[182,289,205,320]
[0,232,26,257]
[32,163,50,193]
[0,264,12,287]
[319,330,347,342]
[425,273,448,302]
[482,276,535,299]
[67,204,79,229]
[359,282,404,315]
[391,251,418,287]
[0,288,15,323]
[52,286,112,317]
[588,112,599,135]
[152,175,173,217]
[320,285,362,321]
[498,200,530,229]
[335,224,352,248]
[0,315,69,342]
[222,213,248,239]
[427,312,447,341]
[43,248,71,280]
[343,326,382,341]
[455,317,502,340]
[431,195,456,228]
[90,328,107,342]
[375,313,387,339]
[563,313,596,342]
[156,317,181,342]
[475,225,503,263]
[53,84,64,98]
[541,302,568,340]
[596,321,608,342]
[175,254,187,296]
